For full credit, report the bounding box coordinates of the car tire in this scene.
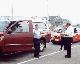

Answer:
[40,40,45,52]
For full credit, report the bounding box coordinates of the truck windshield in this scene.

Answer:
[33,22,47,29]
[0,21,9,32]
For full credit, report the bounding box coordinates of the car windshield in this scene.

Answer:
[54,27,62,33]
[33,22,47,29]
[0,21,9,32]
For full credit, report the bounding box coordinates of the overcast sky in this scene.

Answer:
[0,0,80,25]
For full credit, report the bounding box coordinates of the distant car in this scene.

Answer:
[32,21,51,43]
[51,31,61,44]
[50,27,62,44]
[73,33,80,42]
[51,33,80,44]
[73,28,80,43]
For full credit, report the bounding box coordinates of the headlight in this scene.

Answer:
[0,36,4,41]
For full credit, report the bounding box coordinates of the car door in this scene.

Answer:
[4,20,34,52]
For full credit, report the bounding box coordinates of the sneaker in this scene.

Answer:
[39,55,41,56]
[34,56,39,58]
[59,48,62,50]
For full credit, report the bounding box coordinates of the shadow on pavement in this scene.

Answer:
[0,51,33,63]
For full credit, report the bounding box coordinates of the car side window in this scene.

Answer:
[13,21,29,33]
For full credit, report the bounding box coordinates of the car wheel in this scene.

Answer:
[51,40,55,44]
[40,40,45,52]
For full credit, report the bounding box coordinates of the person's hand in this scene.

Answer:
[41,34,45,37]
[60,33,67,37]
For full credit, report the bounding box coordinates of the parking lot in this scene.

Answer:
[0,42,80,64]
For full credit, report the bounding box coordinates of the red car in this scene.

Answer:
[51,32,80,44]
[73,33,80,43]
[51,32,61,44]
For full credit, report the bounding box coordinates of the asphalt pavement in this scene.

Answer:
[0,42,80,64]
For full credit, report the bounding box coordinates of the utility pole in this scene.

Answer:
[46,0,50,27]
[46,0,49,18]
[11,0,14,20]
[12,6,13,20]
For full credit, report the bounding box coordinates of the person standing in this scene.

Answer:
[33,24,41,58]
[60,23,74,58]
[60,24,67,50]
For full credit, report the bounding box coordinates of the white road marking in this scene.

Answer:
[17,50,62,64]
[17,45,79,64]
